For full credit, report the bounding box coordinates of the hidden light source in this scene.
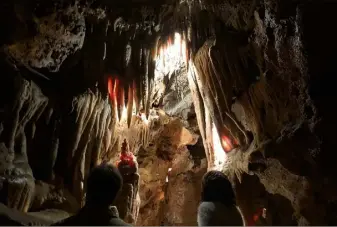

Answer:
[140,112,149,124]
[166,168,172,183]
[107,76,114,100]
[212,124,228,170]
[107,75,149,124]
[221,134,233,152]
[154,32,188,76]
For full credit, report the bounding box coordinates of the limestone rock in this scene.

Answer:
[5,4,85,72]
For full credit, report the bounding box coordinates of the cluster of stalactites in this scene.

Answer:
[107,76,138,128]
[154,32,190,76]
[105,29,192,129]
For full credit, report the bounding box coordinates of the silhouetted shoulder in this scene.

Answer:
[109,217,132,226]
[51,206,131,226]
[198,201,244,226]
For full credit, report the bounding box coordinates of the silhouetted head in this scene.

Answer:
[86,163,123,207]
[201,170,236,206]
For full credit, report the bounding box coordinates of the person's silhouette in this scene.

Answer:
[53,163,130,226]
[197,170,244,226]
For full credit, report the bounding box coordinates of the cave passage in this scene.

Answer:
[1,0,337,226]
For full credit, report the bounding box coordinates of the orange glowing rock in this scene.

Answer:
[114,78,119,98]
[117,84,125,120]
[118,139,136,168]
[133,80,139,114]
[108,77,114,100]
[221,135,233,152]
[107,75,120,102]
[168,37,172,46]
[247,207,265,226]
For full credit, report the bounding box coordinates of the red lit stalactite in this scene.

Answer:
[107,75,119,103]
[117,81,125,120]
[107,76,114,101]
[168,36,172,46]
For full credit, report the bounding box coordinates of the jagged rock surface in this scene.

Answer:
[5,4,86,72]
[0,0,337,226]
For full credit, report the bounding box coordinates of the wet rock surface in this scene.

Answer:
[0,0,336,226]
[5,3,86,72]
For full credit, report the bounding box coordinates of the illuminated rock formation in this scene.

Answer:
[0,0,337,225]
[115,139,140,224]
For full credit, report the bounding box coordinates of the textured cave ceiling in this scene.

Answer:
[1,0,337,226]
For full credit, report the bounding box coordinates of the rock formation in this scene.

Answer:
[0,0,337,225]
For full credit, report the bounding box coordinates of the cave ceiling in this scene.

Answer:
[1,0,337,225]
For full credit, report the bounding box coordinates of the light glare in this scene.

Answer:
[212,124,227,170]
[154,32,188,76]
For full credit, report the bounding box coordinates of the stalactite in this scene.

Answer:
[145,45,156,120]
[72,96,90,160]
[187,62,211,167]
[140,47,148,112]
[93,97,111,164]
[143,49,150,118]
[109,112,117,147]
[205,104,215,167]
[71,92,101,200]
[103,42,106,60]
[133,80,139,115]
[66,82,159,203]
[127,84,134,128]
[68,90,121,202]
[113,78,119,121]
[102,107,113,154]
[118,84,125,122]
[0,76,47,212]
[194,41,224,138]
[71,93,96,163]
[193,37,251,149]
[129,40,141,115]
[210,37,252,145]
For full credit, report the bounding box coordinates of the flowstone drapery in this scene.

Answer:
[0,76,48,212]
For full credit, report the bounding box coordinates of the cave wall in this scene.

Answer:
[1,0,337,226]
[185,0,337,225]
[136,116,206,225]
[0,71,205,224]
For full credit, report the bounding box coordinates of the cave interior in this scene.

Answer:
[1,0,337,225]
